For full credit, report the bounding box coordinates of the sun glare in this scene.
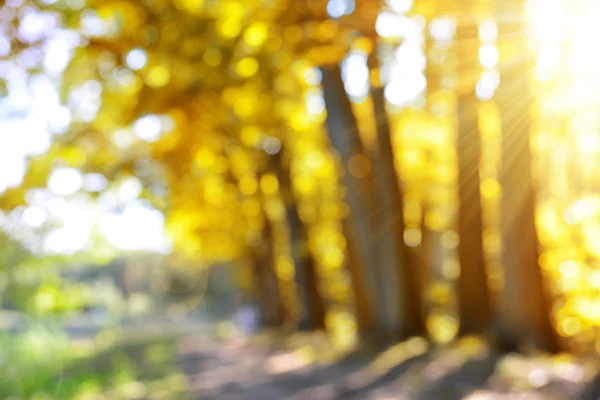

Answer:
[527,0,600,346]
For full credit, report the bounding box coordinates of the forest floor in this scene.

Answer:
[175,331,600,400]
[5,310,599,399]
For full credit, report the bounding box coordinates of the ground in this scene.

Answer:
[2,312,598,399]
[175,331,599,400]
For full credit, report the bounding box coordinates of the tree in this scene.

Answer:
[321,59,425,344]
[321,64,382,340]
[368,51,425,337]
[270,150,327,330]
[495,0,559,351]
[455,14,493,336]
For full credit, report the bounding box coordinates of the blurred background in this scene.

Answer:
[2,0,600,398]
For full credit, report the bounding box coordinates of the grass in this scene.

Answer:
[0,326,190,400]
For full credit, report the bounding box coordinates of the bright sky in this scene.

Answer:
[0,3,172,255]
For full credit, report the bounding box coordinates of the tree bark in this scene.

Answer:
[369,63,425,337]
[344,222,374,334]
[457,91,493,335]
[271,152,327,330]
[495,5,559,351]
[250,223,285,327]
[455,17,493,335]
[320,64,387,342]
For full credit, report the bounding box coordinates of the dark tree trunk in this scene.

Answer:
[344,222,374,334]
[320,64,386,342]
[456,91,493,335]
[455,16,493,336]
[250,223,285,327]
[271,152,327,330]
[321,61,425,344]
[494,4,559,352]
[368,59,425,337]
[457,91,493,335]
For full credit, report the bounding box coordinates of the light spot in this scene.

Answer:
[327,0,355,18]
[174,0,204,13]
[304,67,322,86]
[440,231,459,249]
[324,248,344,267]
[133,114,162,142]
[0,35,10,57]
[307,91,325,114]
[235,57,259,78]
[44,38,72,73]
[576,132,600,153]
[239,176,258,196]
[263,137,281,155]
[244,23,269,47]
[385,69,426,107]
[47,106,72,134]
[42,196,95,254]
[18,11,58,43]
[260,174,279,194]
[395,41,427,71]
[479,44,499,69]
[22,206,47,228]
[480,178,502,199]
[342,52,369,99]
[377,13,421,39]
[387,0,413,13]
[404,228,421,247]
[463,392,496,400]
[476,69,500,101]
[348,154,371,178]
[476,81,494,101]
[528,368,550,388]
[560,317,581,336]
[98,202,171,253]
[113,128,135,149]
[146,65,170,87]
[117,176,143,202]
[83,173,108,192]
[479,19,498,42]
[159,114,175,133]
[69,80,102,122]
[126,48,148,70]
[47,167,83,197]
[559,260,578,278]
[80,10,108,36]
[17,48,42,69]
[442,260,460,279]
[429,17,455,45]
[427,311,458,344]
[376,12,401,37]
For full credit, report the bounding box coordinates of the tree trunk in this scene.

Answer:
[494,5,558,351]
[344,222,373,334]
[320,64,387,342]
[457,91,493,335]
[456,91,493,335]
[369,61,425,337]
[455,17,493,335]
[271,152,327,330]
[250,223,285,327]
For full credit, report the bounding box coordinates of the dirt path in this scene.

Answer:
[175,334,599,399]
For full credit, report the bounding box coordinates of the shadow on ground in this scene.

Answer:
[175,334,525,400]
